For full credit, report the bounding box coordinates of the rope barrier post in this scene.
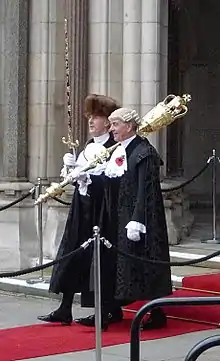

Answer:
[37,177,44,280]
[27,178,45,284]
[93,225,102,361]
[202,149,220,244]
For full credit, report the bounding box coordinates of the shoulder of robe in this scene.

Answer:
[134,138,163,166]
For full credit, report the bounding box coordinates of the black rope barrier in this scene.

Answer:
[0,187,35,212]
[1,238,220,279]
[0,244,87,278]
[110,244,220,267]
[184,335,220,361]
[52,196,71,206]
[0,158,216,278]
[162,163,210,193]
[130,297,220,361]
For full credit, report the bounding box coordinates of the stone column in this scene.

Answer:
[66,0,89,147]
[0,0,28,182]
[88,0,108,96]
[0,0,39,271]
[28,0,69,183]
[159,0,169,175]
[106,0,123,101]
[122,0,141,113]
[88,0,123,103]
[140,0,168,157]
[0,2,4,175]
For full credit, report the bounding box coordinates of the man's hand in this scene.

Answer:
[126,228,141,242]
[75,171,88,182]
[125,221,146,242]
[63,152,76,167]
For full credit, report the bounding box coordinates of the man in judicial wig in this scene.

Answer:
[76,107,172,330]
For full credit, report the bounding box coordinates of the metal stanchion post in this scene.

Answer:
[202,149,220,244]
[37,177,44,280]
[27,178,45,284]
[93,225,102,361]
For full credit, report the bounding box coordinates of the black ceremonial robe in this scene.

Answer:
[101,135,172,302]
[49,135,116,295]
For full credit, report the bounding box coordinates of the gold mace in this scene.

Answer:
[35,143,119,205]
[35,93,191,204]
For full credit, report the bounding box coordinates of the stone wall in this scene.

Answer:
[179,0,220,202]
[0,0,28,182]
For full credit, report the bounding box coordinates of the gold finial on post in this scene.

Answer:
[61,136,79,150]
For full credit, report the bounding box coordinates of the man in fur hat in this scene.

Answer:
[37,94,120,326]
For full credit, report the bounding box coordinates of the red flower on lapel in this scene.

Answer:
[115,156,125,166]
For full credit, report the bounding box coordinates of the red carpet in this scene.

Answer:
[1,273,220,360]
[0,312,215,361]
[127,273,220,325]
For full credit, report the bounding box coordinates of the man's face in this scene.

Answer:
[110,119,132,142]
[88,115,109,137]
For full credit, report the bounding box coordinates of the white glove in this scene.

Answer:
[126,228,141,242]
[63,152,76,167]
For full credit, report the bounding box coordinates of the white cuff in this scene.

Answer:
[125,221,146,234]
[77,174,92,196]
[60,164,76,180]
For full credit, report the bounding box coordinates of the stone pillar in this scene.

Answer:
[88,0,108,95]
[66,0,89,147]
[0,0,28,182]
[88,0,123,103]
[28,0,67,182]
[42,0,90,260]
[0,2,4,174]
[0,0,38,271]
[141,0,168,157]
[122,0,141,113]
[106,0,123,101]
[159,0,169,176]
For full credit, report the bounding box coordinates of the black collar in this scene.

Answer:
[125,136,143,158]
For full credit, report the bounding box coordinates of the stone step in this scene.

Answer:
[171,265,220,288]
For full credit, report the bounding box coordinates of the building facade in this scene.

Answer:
[0,0,219,269]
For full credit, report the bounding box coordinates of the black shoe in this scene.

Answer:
[75,308,123,331]
[37,311,72,326]
[107,307,123,324]
[141,308,167,330]
[75,314,109,331]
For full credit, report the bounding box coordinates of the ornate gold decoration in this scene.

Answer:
[35,94,191,204]
[138,94,191,137]
[62,18,79,151]
[35,143,119,205]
